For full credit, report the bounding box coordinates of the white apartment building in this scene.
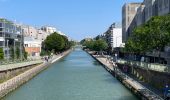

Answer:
[104,23,122,50]
[41,26,57,34]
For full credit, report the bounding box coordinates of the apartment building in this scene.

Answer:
[0,18,24,59]
[104,23,122,50]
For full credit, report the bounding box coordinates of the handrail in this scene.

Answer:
[117,59,169,73]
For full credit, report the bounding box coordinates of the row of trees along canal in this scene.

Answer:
[80,39,108,54]
[125,14,170,56]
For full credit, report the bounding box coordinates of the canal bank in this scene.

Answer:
[3,48,137,100]
[86,50,163,100]
[0,49,71,99]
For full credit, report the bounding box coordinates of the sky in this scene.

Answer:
[0,0,142,41]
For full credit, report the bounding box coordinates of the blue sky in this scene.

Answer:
[0,0,142,41]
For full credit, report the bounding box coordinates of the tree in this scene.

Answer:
[10,47,14,59]
[44,32,65,52]
[93,39,108,52]
[0,48,4,60]
[125,14,170,54]
[16,47,20,59]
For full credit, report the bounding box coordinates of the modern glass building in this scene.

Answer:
[0,18,24,60]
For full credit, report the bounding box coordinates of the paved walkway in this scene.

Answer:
[0,60,43,71]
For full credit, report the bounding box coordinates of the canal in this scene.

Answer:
[2,49,138,100]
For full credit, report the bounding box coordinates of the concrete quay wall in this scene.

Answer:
[117,63,170,94]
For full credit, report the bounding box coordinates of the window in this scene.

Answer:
[0,28,3,32]
[0,32,3,37]
[0,41,3,47]
[0,23,2,27]
[25,44,28,47]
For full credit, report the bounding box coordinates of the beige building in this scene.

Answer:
[22,25,38,38]
[122,3,141,42]
[22,25,50,42]
[37,29,50,42]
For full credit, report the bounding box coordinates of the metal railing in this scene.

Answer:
[117,59,169,73]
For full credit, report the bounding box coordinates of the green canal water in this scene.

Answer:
[2,49,138,100]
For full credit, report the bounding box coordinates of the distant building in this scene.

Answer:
[37,29,50,42]
[104,23,122,50]
[41,26,66,36]
[41,26,57,34]
[0,18,24,59]
[84,38,93,41]
[122,3,141,42]
[22,25,51,42]
[24,37,41,57]
[22,25,38,39]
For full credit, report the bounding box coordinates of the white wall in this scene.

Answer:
[112,28,122,48]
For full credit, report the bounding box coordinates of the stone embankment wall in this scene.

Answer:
[0,50,71,98]
[0,63,48,98]
[0,65,37,83]
[117,63,170,92]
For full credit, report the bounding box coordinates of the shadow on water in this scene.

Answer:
[93,61,101,66]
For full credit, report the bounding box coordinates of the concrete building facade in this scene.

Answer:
[143,0,156,22]
[157,0,170,16]
[122,3,141,42]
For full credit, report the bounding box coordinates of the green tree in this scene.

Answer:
[10,47,14,59]
[82,40,94,50]
[44,32,65,52]
[0,48,4,60]
[125,14,170,54]
[16,47,20,59]
[93,39,108,52]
